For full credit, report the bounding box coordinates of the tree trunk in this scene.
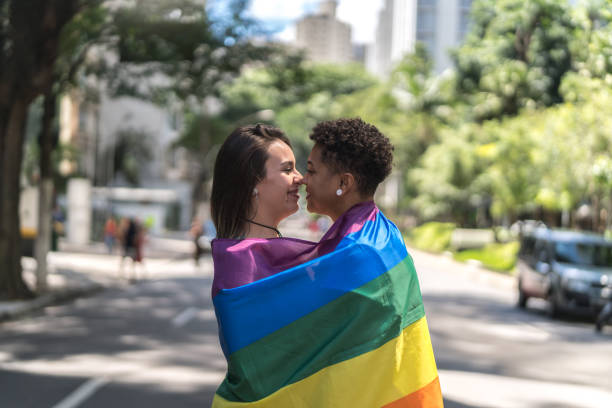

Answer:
[0,0,83,300]
[35,91,57,294]
[0,98,34,300]
[561,209,570,229]
[592,194,600,232]
[607,191,612,233]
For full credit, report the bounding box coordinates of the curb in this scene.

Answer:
[0,283,105,322]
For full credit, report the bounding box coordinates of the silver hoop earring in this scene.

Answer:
[336,188,342,196]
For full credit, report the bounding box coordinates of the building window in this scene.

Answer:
[417,11,435,33]
[417,0,436,57]
[459,0,472,39]
[417,0,437,34]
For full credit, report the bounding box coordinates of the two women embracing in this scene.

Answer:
[209,118,443,408]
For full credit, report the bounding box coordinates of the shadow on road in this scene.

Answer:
[423,291,606,383]
[0,274,225,382]
[443,397,478,408]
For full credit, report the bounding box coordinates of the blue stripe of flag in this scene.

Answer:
[213,213,409,356]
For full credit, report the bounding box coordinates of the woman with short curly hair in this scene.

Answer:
[304,117,394,220]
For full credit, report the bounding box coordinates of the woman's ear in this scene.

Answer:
[339,173,356,194]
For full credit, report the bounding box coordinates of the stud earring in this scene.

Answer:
[253,188,258,196]
[336,188,342,196]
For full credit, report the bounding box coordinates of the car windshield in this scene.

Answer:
[554,241,612,267]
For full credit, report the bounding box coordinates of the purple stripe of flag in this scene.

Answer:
[211,201,378,298]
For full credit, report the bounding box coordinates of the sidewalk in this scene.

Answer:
[0,236,200,322]
[0,257,108,321]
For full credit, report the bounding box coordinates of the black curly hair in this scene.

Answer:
[309,118,393,196]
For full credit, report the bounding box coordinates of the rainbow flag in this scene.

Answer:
[211,201,443,407]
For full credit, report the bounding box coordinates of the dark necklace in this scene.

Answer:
[244,219,282,238]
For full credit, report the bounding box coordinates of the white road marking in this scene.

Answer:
[51,377,109,408]
[172,307,198,327]
[439,369,612,408]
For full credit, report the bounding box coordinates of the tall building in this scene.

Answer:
[367,0,473,77]
[367,1,394,77]
[295,0,353,63]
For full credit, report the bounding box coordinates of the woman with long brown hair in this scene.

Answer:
[210,123,302,240]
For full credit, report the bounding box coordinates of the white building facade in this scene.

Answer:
[295,0,353,63]
[367,0,473,77]
[59,85,193,234]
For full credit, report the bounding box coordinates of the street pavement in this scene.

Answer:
[413,249,612,408]
[0,213,319,321]
[1,222,612,407]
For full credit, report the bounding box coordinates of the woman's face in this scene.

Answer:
[254,141,303,223]
[304,144,341,217]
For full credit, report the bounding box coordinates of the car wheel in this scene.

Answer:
[517,281,528,309]
[547,288,561,319]
[595,320,603,333]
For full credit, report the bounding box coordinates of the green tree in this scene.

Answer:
[183,60,378,170]
[0,0,96,300]
[453,0,575,120]
[108,0,271,103]
[406,0,612,226]
[32,6,108,293]
[410,124,488,224]
[390,42,452,115]
[0,0,269,300]
[474,118,542,224]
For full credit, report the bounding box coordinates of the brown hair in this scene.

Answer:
[211,124,291,239]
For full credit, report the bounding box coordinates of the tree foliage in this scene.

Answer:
[453,0,575,120]
[107,0,271,104]
[176,57,378,171]
[0,0,272,299]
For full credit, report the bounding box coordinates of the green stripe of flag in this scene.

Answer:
[217,255,425,402]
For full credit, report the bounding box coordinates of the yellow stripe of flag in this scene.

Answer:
[213,316,439,407]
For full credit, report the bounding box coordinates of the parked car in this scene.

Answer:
[516,228,612,318]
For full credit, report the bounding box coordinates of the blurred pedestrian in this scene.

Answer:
[117,217,128,251]
[191,216,204,266]
[119,217,146,281]
[203,218,216,240]
[103,216,117,254]
[135,218,147,274]
[316,215,331,233]
[595,296,612,333]
[307,216,320,240]
[51,205,65,252]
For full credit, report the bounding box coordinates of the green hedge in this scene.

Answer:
[407,222,456,253]
[407,222,520,273]
[453,241,520,273]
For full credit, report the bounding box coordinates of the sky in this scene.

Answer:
[247,0,385,44]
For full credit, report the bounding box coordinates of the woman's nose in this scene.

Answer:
[294,170,304,184]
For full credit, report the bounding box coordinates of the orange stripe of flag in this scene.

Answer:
[383,376,443,408]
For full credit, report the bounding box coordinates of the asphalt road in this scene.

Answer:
[414,249,612,408]
[0,257,225,408]
[1,248,611,408]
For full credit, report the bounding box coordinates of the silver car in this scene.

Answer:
[517,228,612,318]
